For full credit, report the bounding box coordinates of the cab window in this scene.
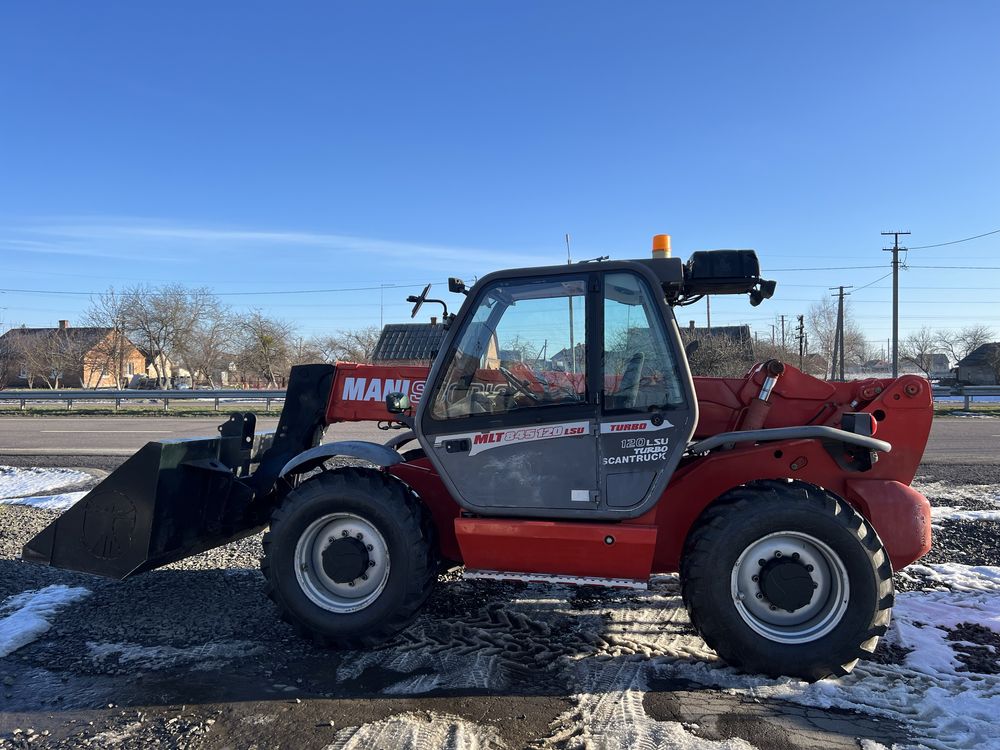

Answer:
[430,277,587,419]
[603,272,685,411]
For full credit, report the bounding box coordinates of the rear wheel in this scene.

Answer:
[262,467,436,648]
[681,480,893,681]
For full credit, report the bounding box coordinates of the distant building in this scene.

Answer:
[372,323,447,366]
[929,353,952,379]
[0,321,147,389]
[956,343,1000,385]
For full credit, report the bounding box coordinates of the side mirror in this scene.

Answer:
[448,277,467,294]
[385,392,411,414]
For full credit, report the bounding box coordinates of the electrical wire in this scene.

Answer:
[0,281,446,297]
[908,228,1000,249]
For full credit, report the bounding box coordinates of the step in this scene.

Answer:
[462,568,648,590]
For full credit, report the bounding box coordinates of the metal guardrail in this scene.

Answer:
[931,385,1000,409]
[1,383,996,412]
[0,389,287,412]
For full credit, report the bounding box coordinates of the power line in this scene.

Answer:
[767,264,886,272]
[908,228,1000,249]
[0,281,446,298]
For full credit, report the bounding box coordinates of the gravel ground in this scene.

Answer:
[0,457,997,749]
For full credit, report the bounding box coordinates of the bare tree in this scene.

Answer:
[901,326,937,376]
[1,328,87,389]
[680,330,755,378]
[290,337,325,367]
[83,289,133,388]
[935,325,994,366]
[314,326,382,364]
[807,297,868,379]
[176,310,236,387]
[118,284,218,386]
[236,310,295,387]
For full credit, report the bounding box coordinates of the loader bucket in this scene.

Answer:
[22,363,336,580]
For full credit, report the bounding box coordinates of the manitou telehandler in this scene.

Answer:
[24,237,933,680]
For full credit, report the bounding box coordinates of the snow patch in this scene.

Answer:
[0,585,91,657]
[657,564,1000,750]
[88,640,264,671]
[0,465,91,498]
[326,711,507,750]
[913,480,1000,508]
[0,491,88,511]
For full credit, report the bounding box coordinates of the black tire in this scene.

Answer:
[681,480,893,681]
[261,467,437,648]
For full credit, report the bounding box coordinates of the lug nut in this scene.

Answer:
[774,551,782,558]
[758,559,766,567]
[806,565,814,572]
[342,530,349,537]
[357,533,364,540]
[361,574,368,581]
[813,582,819,589]
[769,605,777,611]
[792,552,800,560]
[369,560,376,568]
[752,575,759,582]
[328,537,334,544]
[367,544,374,551]
[755,593,763,599]
[348,582,355,587]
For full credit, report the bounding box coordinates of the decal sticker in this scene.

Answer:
[435,421,591,457]
[602,437,670,465]
[599,418,673,434]
[341,377,425,404]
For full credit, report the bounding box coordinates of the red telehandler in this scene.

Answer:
[24,238,933,680]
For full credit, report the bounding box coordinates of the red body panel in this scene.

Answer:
[454,518,657,580]
[335,362,934,579]
[326,363,431,423]
[845,479,932,568]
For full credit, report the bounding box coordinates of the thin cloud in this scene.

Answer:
[6,218,550,270]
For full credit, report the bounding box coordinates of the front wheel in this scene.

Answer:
[261,467,436,648]
[681,480,894,681]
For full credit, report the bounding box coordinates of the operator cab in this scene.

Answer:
[413,242,774,521]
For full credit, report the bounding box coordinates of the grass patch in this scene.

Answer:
[0,401,281,417]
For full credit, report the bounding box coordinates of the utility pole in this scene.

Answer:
[706,296,712,331]
[771,324,776,344]
[565,234,577,374]
[830,285,852,381]
[779,315,786,350]
[881,231,910,378]
[796,314,805,370]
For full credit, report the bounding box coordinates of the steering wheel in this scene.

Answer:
[499,366,541,402]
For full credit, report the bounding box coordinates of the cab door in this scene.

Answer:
[597,271,696,511]
[417,273,601,517]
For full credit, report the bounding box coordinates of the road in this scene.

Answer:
[0,414,995,462]
[0,417,385,455]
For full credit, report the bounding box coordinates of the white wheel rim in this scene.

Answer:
[294,512,390,614]
[731,531,850,644]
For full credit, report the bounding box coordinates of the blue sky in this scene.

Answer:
[1,2,998,348]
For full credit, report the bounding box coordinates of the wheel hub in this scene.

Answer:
[322,536,371,584]
[758,557,814,612]
[294,513,390,614]
[731,531,850,645]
